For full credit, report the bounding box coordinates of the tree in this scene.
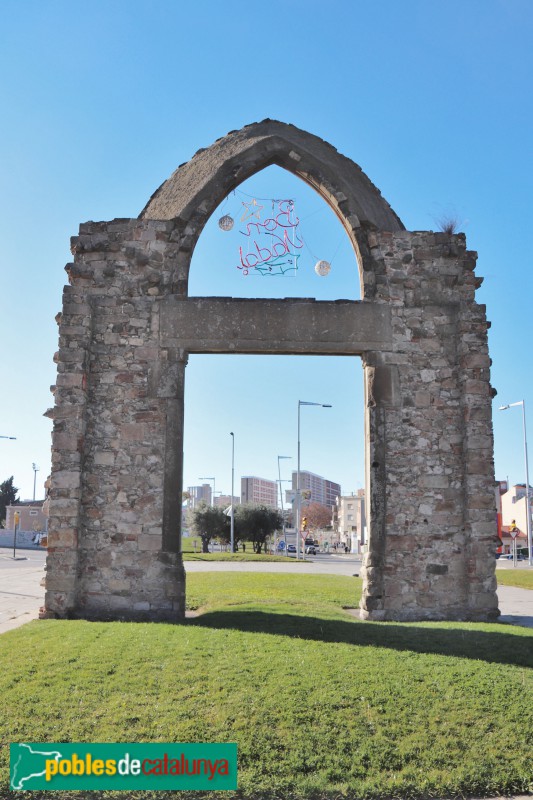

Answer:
[235,504,283,554]
[301,502,332,531]
[0,476,20,528]
[189,503,229,553]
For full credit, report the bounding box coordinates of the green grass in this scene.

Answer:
[496,568,533,590]
[182,538,292,561]
[1,573,532,800]
[183,552,306,562]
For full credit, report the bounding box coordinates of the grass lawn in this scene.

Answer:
[1,573,532,800]
[183,552,306,562]
[496,568,533,590]
[182,537,302,562]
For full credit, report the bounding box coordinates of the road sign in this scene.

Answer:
[509,528,519,539]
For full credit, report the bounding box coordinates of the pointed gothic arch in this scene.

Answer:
[140,120,403,296]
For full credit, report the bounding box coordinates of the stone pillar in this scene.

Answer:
[359,231,499,621]
[44,287,92,617]
[157,349,188,616]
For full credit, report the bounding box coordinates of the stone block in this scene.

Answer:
[47,529,78,548]
[94,451,115,466]
[53,470,81,490]
[138,533,162,551]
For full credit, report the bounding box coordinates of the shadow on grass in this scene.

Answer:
[186,609,533,668]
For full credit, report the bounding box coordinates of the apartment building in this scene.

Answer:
[187,484,212,508]
[241,476,278,508]
[291,470,341,507]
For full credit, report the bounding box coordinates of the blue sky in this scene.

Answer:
[1,0,532,501]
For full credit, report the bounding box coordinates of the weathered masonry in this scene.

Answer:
[44,120,499,622]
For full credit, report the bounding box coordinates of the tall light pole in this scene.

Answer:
[277,456,291,512]
[278,455,291,547]
[230,432,235,553]
[297,401,332,560]
[32,463,39,502]
[199,477,215,507]
[499,401,532,566]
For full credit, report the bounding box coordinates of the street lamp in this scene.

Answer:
[277,456,292,512]
[278,455,291,548]
[297,401,332,559]
[0,436,16,440]
[230,432,235,554]
[199,477,215,507]
[499,401,532,566]
[32,463,39,502]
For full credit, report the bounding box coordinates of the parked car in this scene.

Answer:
[305,545,317,555]
[287,544,296,553]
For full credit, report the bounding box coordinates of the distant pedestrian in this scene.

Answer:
[242,542,246,553]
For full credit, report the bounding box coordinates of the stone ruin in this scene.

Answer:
[43,120,499,622]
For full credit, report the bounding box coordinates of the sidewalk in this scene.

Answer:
[0,549,46,633]
[1,549,532,634]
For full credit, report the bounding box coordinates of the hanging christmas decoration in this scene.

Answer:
[218,214,234,231]
[314,259,331,277]
[236,198,303,277]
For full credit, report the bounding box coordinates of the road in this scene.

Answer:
[1,548,532,633]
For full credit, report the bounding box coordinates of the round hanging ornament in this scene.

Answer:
[218,214,234,231]
[315,260,331,277]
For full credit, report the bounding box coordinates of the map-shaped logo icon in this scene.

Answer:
[10,743,63,790]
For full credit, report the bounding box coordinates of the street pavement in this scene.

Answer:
[1,548,532,634]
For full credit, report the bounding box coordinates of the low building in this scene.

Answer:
[215,494,240,508]
[500,483,532,549]
[6,501,47,532]
[332,490,366,553]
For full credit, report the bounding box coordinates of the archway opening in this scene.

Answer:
[182,354,366,563]
[188,166,362,300]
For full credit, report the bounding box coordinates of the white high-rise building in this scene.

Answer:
[332,490,366,553]
[187,483,212,508]
[291,470,341,507]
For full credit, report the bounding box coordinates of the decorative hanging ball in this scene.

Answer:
[218,214,234,231]
[314,259,331,277]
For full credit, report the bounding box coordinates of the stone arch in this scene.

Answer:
[140,120,404,297]
[44,122,499,624]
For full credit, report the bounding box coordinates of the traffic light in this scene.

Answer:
[302,516,308,531]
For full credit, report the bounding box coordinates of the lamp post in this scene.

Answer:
[499,401,533,566]
[277,456,291,512]
[0,436,16,440]
[32,463,39,502]
[297,401,332,560]
[199,477,215,507]
[230,432,235,554]
[278,455,291,549]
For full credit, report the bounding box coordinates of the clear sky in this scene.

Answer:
[1,0,532,502]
